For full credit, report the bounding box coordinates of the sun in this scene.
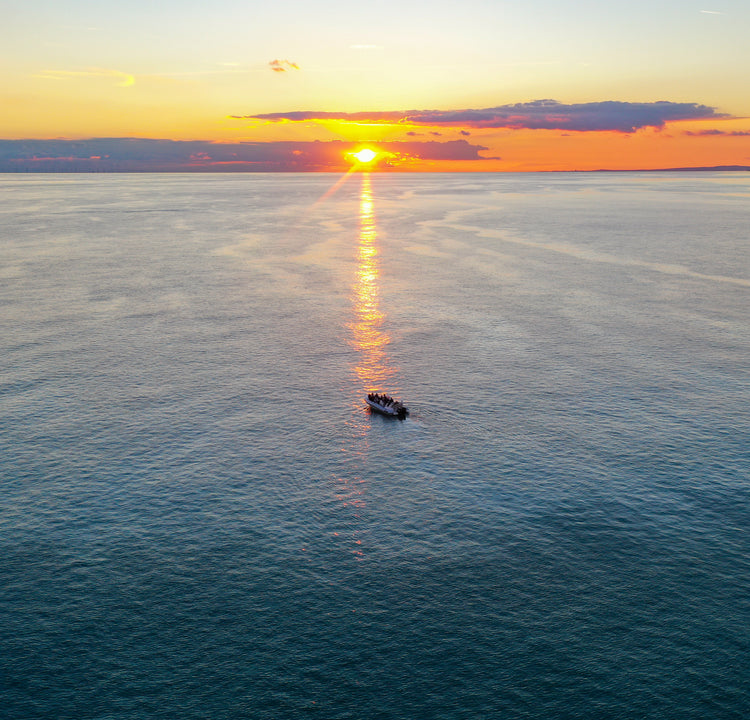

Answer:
[352,148,377,164]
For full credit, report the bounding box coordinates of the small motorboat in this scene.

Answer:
[366,392,409,420]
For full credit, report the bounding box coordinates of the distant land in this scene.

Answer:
[596,166,750,172]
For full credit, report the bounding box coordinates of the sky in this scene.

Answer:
[2,0,750,171]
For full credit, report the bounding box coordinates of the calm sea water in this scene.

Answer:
[1,172,749,719]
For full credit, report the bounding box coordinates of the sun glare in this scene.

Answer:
[352,148,377,164]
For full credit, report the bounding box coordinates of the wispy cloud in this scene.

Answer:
[234,110,404,123]
[700,10,725,14]
[237,100,724,133]
[269,59,300,73]
[34,68,135,87]
[684,129,750,136]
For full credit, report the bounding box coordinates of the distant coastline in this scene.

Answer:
[595,165,750,172]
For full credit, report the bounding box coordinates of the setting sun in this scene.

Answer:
[352,148,377,164]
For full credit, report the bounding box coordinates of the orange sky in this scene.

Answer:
[227,116,750,172]
[3,1,750,171]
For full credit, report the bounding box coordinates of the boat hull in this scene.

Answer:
[365,398,408,419]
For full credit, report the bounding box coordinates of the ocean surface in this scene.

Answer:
[1,171,749,719]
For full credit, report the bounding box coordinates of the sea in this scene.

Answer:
[1,171,749,719]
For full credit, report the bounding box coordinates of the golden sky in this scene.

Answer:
[2,0,749,171]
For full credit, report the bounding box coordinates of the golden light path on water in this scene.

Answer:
[337,171,403,559]
[349,173,398,394]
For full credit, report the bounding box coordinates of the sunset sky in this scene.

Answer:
[3,0,750,171]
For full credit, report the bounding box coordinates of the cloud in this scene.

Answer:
[239,110,405,123]
[388,139,488,161]
[34,68,135,87]
[269,59,300,73]
[239,100,724,133]
[0,138,488,172]
[684,129,750,136]
[402,100,725,132]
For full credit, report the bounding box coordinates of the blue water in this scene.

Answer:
[1,172,749,719]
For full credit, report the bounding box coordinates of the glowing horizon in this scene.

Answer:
[3,1,750,171]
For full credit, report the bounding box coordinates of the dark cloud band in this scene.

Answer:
[240,99,724,133]
[0,138,487,172]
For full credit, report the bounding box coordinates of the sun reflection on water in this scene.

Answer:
[349,173,398,393]
[336,173,405,560]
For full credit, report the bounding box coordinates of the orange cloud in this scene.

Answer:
[269,59,300,73]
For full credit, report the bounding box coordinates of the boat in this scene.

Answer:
[366,392,409,419]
